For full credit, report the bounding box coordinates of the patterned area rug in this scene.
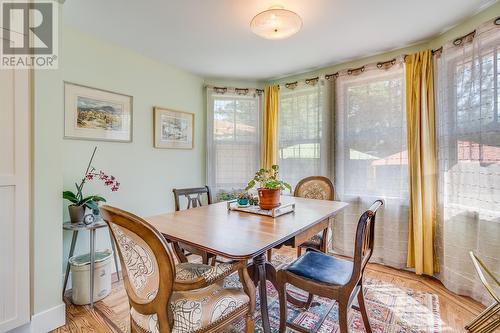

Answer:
[95,254,441,333]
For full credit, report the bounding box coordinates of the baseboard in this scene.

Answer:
[9,303,66,333]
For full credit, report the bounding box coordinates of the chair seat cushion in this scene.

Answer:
[131,268,249,333]
[286,251,353,286]
[175,262,236,284]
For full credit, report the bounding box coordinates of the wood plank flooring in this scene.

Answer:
[52,247,487,333]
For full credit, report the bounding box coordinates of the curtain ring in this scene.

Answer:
[213,86,227,94]
[347,66,365,76]
[305,77,319,86]
[325,72,339,80]
[285,81,298,89]
[235,88,249,95]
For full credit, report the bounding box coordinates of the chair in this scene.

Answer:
[172,186,217,265]
[295,176,335,256]
[276,200,383,333]
[465,252,500,332]
[267,176,335,261]
[100,205,255,333]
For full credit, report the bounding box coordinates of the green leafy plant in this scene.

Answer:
[63,191,106,212]
[245,165,292,192]
[216,189,241,202]
[237,191,252,200]
[63,146,119,212]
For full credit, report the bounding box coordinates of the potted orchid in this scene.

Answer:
[245,165,291,210]
[63,147,119,223]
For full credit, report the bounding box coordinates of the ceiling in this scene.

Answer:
[63,0,496,81]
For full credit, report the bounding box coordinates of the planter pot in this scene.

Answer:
[68,205,85,223]
[237,198,249,206]
[257,188,280,210]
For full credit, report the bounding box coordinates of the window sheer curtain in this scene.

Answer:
[278,81,331,188]
[333,62,409,268]
[435,20,500,305]
[206,88,262,197]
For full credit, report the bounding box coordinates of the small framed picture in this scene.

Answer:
[154,107,194,149]
[64,82,133,142]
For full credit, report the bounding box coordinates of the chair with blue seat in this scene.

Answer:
[276,200,383,333]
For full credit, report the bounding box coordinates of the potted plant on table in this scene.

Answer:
[63,147,120,223]
[237,191,252,206]
[245,165,292,210]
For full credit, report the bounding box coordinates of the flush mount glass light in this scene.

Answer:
[250,5,302,40]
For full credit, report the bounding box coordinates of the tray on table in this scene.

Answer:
[226,199,295,218]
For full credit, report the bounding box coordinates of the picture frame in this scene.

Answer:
[154,107,194,149]
[64,82,133,142]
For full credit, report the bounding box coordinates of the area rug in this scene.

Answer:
[95,254,441,333]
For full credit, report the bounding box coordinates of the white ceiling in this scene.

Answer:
[63,0,496,80]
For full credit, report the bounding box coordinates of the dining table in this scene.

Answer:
[146,195,348,333]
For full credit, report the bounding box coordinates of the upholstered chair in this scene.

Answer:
[294,176,335,256]
[100,205,255,333]
[276,200,383,333]
[172,186,217,265]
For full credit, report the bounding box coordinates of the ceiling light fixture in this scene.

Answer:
[250,5,302,40]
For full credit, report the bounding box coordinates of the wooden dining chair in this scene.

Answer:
[294,176,335,257]
[276,200,383,333]
[465,251,500,332]
[100,205,256,333]
[172,186,217,265]
[266,176,335,262]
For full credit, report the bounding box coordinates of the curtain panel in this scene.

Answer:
[435,19,500,305]
[405,50,439,276]
[262,85,279,169]
[206,88,262,198]
[278,81,331,188]
[333,61,409,268]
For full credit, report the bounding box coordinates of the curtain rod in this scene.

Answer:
[206,85,264,96]
[279,16,499,87]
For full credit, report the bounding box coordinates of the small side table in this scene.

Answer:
[63,220,121,308]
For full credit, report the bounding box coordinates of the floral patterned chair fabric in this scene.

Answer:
[294,176,335,255]
[100,205,255,333]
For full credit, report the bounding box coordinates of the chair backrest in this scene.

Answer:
[172,186,212,211]
[294,176,335,201]
[349,200,383,286]
[100,205,176,330]
[469,251,500,303]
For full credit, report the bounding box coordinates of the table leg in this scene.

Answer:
[63,230,79,298]
[108,228,120,281]
[90,228,96,308]
[252,254,272,333]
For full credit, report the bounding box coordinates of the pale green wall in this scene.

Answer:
[60,26,209,281]
[268,1,500,84]
[32,1,63,314]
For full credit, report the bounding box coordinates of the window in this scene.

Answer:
[437,30,500,213]
[278,83,329,188]
[206,89,262,198]
[435,22,500,304]
[336,65,408,199]
[333,63,409,268]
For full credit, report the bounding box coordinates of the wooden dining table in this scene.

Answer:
[146,196,348,333]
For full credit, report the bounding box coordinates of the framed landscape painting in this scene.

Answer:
[64,82,133,142]
[154,107,194,149]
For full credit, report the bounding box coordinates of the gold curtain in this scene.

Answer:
[405,49,439,275]
[262,85,279,169]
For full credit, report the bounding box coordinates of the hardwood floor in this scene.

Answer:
[52,247,486,333]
